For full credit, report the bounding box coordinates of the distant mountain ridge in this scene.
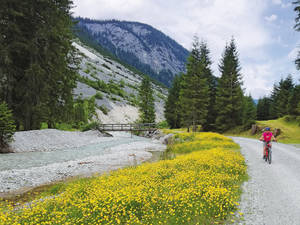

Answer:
[74,18,189,87]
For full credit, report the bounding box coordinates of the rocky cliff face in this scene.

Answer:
[75,18,189,87]
[73,41,167,124]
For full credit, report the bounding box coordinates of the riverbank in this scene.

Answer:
[0,129,166,194]
[0,131,247,225]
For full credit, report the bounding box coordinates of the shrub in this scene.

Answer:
[157,120,169,128]
[81,121,100,131]
[0,102,16,149]
[97,105,109,115]
[94,92,103,99]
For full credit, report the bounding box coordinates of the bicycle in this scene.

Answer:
[264,141,272,164]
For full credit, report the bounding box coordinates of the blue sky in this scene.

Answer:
[72,0,299,99]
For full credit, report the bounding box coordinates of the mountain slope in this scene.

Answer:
[73,40,167,124]
[74,18,189,87]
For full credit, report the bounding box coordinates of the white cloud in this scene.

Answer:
[271,0,291,8]
[242,63,274,98]
[272,0,282,5]
[265,14,278,22]
[288,47,299,60]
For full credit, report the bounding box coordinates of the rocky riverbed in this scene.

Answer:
[0,129,167,195]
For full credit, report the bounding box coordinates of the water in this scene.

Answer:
[0,134,151,171]
[0,132,167,193]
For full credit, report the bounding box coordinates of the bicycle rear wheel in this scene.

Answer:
[268,149,272,164]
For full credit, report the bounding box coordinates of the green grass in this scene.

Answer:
[40,122,79,131]
[225,117,300,144]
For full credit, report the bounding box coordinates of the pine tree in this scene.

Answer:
[269,75,294,118]
[257,97,272,120]
[0,0,78,130]
[215,38,244,132]
[0,102,16,149]
[138,76,156,123]
[288,84,300,116]
[164,74,183,128]
[179,37,210,131]
[198,41,217,131]
[242,95,256,129]
[277,75,294,117]
[269,83,280,119]
[294,1,300,70]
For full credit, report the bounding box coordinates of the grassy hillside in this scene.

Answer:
[226,117,300,144]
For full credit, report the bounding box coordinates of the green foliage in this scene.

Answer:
[119,79,125,88]
[242,95,257,129]
[179,38,211,131]
[257,97,272,120]
[165,74,183,128]
[71,96,97,128]
[97,105,109,115]
[215,38,244,132]
[84,68,91,74]
[257,75,300,120]
[102,64,111,70]
[0,0,78,130]
[128,93,139,106]
[156,120,169,129]
[54,123,78,131]
[0,102,16,148]
[274,75,294,117]
[78,76,126,99]
[138,76,156,123]
[94,92,104,99]
[288,84,300,115]
[294,1,300,69]
[81,121,100,131]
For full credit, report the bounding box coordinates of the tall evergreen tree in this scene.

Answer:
[138,76,156,123]
[276,75,294,117]
[0,0,78,130]
[164,74,183,128]
[0,102,16,149]
[294,1,300,70]
[215,38,244,132]
[288,84,300,116]
[257,97,272,120]
[242,95,256,129]
[269,83,280,119]
[269,75,294,118]
[179,37,210,131]
[198,41,217,131]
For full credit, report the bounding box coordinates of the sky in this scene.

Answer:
[72,0,300,99]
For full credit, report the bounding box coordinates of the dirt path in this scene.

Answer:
[232,137,300,225]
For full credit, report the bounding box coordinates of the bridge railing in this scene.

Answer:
[97,123,157,132]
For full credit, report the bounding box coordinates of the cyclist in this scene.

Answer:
[259,127,277,159]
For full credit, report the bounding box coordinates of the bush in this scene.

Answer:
[81,121,100,131]
[97,105,109,115]
[157,120,169,128]
[0,102,16,149]
[94,92,103,99]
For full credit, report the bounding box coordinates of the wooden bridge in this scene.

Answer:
[97,123,157,132]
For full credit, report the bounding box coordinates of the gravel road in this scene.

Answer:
[232,137,300,225]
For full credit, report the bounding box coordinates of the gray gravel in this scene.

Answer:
[232,137,300,225]
[0,130,166,194]
[9,129,112,153]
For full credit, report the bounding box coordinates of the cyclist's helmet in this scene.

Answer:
[265,127,270,131]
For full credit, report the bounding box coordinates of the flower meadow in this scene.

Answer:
[0,131,247,225]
